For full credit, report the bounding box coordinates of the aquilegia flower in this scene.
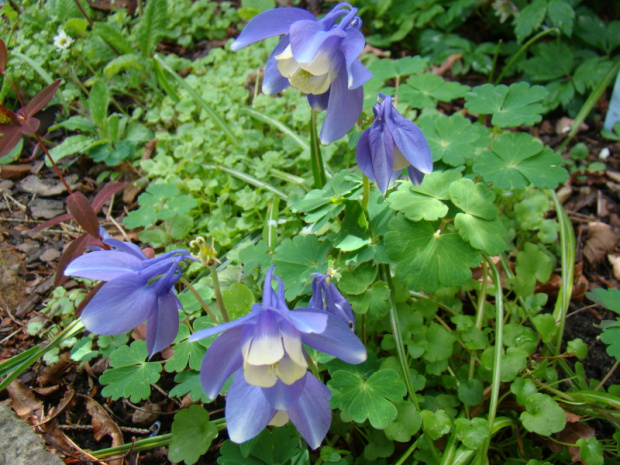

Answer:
[190,266,366,448]
[356,93,433,195]
[65,238,194,357]
[231,3,372,144]
[309,273,355,330]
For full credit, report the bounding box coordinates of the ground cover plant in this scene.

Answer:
[1,0,620,464]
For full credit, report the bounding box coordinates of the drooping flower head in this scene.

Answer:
[356,93,433,195]
[309,273,355,330]
[190,266,366,448]
[65,237,195,357]
[231,3,372,144]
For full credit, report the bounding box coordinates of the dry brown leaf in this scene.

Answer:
[38,386,75,426]
[7,380,43,423]
[549,422,595,463]
[432,53,462,76]
[584,222,618,266]
[85,397,124,446]
[38,351,73,387]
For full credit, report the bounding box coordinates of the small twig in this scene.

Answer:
[59,424,152,435]
[594,360,620,391]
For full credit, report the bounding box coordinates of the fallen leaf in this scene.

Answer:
[38,387,75,426]
[432,53,462,76]
[549,422,595,463]
[85,397,124,465]
[609,254,620,280]
[584,222,617,266]
[7,380,43,423]
[38,351,73,387]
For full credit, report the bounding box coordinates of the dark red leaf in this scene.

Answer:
[32,213,73,233]
[54,233,91,287]
[17,116,40,134]
[0,131,23,158]
[91,182,124,213]
[67,192,100,238]
[0,39,7,74]
[22,79,61,118]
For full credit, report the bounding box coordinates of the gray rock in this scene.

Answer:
[0,405,64,465]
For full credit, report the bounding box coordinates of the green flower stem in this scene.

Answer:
[362,175,370,212]
[558,57,620,152]
[393,439,418,465]
[494,28,559,85]
[179,277,219,324]
[310,111,327,189]
[476,255,504,465]
[0,319,84,391]
[380,263,440,463]
[469,260,488,380]
[154,55,239,147]
[209,264,230,322]
[549,190,575,354]
[205,164,287,200]
[92,419,227,459]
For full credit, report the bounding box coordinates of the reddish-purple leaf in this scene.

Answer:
[0,131,23,158]
[67,192,100,238]
[0,39,7,74]
[32,213,73,233]
[17,116,40,134]
[91,182,124,213]
[22,79,62,118]
[54,233,91,287]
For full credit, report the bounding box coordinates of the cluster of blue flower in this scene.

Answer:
[65,1,433,450]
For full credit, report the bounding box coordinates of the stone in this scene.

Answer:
[0,405,64,465]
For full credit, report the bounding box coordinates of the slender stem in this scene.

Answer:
[488,39,502,84]
[209,264,229,322]
[178,277,219,324]
[394,439,418,465]
[469,260,488,380]
[495,28,559,85]
[34,133,72,194]
[595,360,620,391]
[309,111,327,188]
[380,263,440,463]
[362,175,370,212]
[476,256,504,465]
[72,0,93,27]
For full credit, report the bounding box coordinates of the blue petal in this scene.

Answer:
[289,20,345,64]
[104,238,147,259]
[226,373,275,444]
[199,326,244,399]
[65,250,143,281]
[231,7,316,50]
[366,117,395,195]
[263,36,291,95]
[340,29,370,89]
[283,310,327,334]
[262,376,306,410]
[307,90,330,112]
[385,105,433,175]
[189,312,256,342]
[301,312,366,364]
[80,274,153,335]
[287,373,332,450]
[319,70,363,144]
[355,128,375,179]
[146,291,180,358]
[408,165,425,185]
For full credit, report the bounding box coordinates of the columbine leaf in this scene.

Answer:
[586,288,620,314]
[222,283,255,321]
[398,73,470,109]
[520,42,573,82]
[169,405,218,465]
[273,235,330,298]
[367,56,428,81]
[348,281,390,317]
[520,393,566,436]
[465,82,548,127]
[100,341,162,402]
[600,327,620,361]
[384,401,422,442]
[385,216,481,293]
[169,371,212,402]
[547,0,574,36]
[387,170,462,222]
[473,132,568,189]
[454,418,490,449]
[329,368,406,429]
[513,0,547,42]
[164,325,207,372]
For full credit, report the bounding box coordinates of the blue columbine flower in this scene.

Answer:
[64,238,194,358]
[356,93,433,195]
[231,3,372,144]
[309,273,355,330]
[189,266,366,448]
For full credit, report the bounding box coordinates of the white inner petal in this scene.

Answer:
[288,69,332,94]
[246,332,284,366]
[281,330,306,367]
[393,146,411,171]
[244,361,278,388]
[269,410,289,427]
[299,49,333,75]
[276,355,307,385]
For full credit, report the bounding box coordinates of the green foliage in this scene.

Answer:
[100,341,162,402]
[137,0,168,57]
[519,393,566,436]
[218,428,307,465]
[169,405,218,465]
